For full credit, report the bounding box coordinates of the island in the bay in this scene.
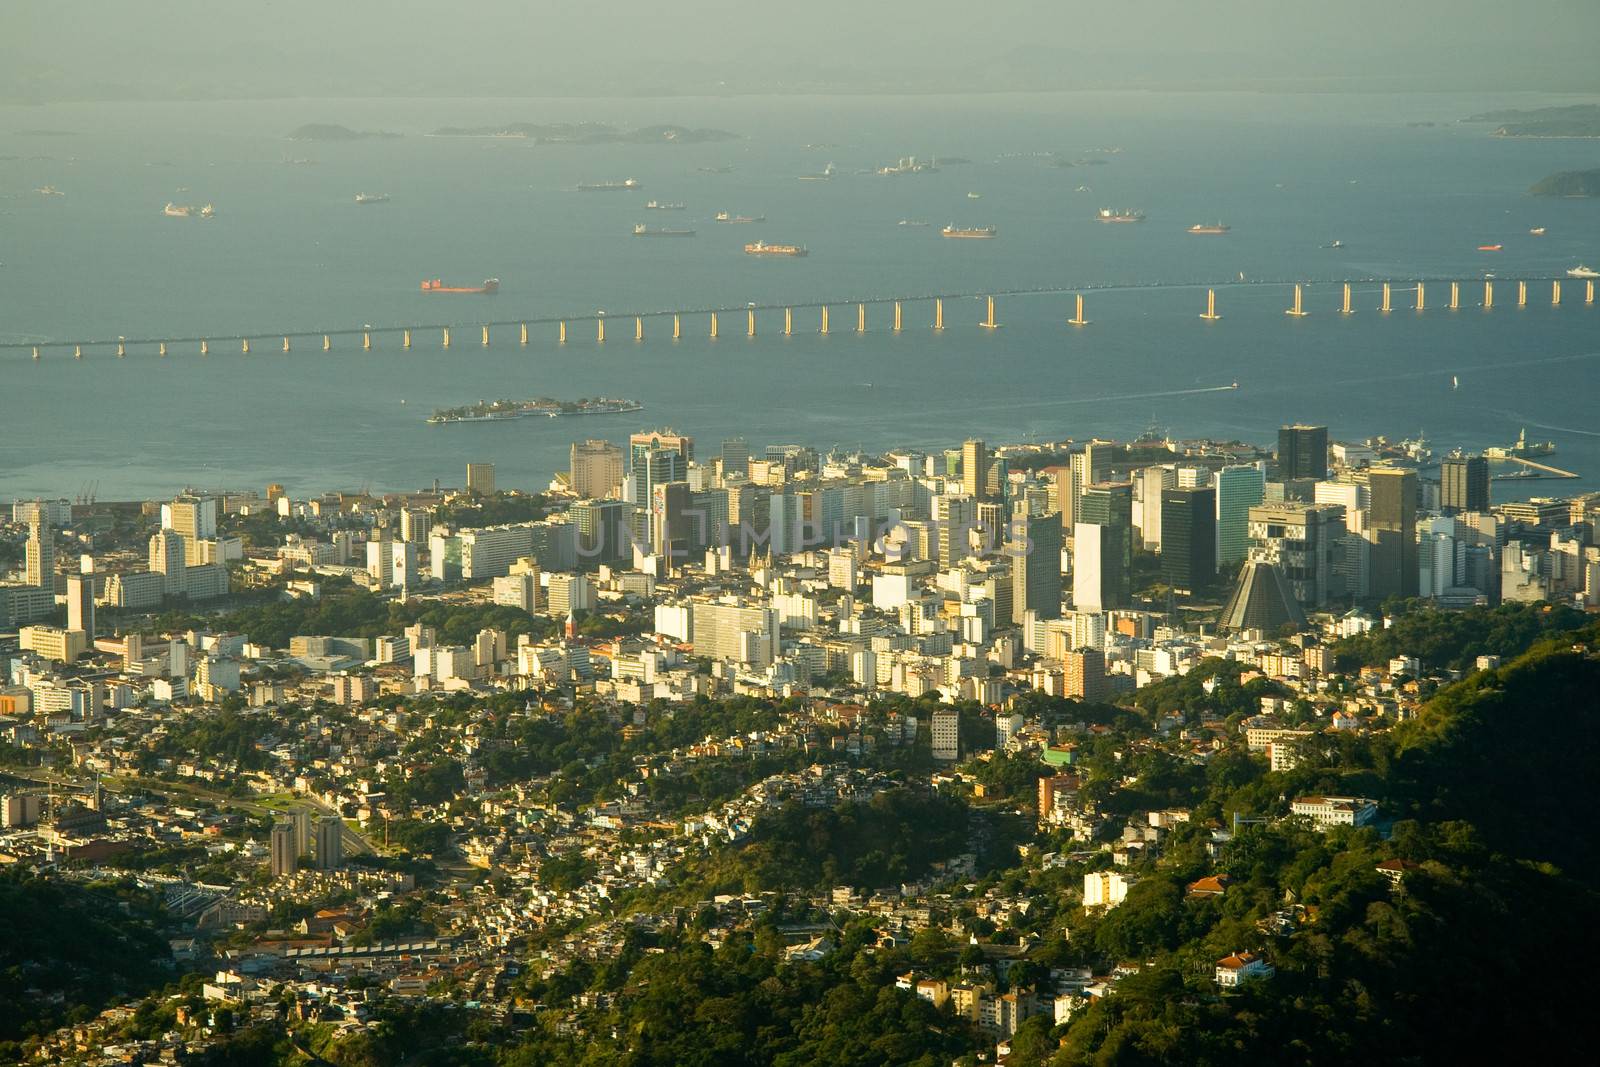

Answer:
[1530,168,1600,197]
[1465,104,1600,137]
[287,123,402,141]
[426,395,642,425]
[427,122,738,144]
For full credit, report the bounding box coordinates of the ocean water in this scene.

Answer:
[2,90,1597,501]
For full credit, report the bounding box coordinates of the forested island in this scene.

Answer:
[286,124,401,141]
[427,122,738,143]
[1530,167,1600,197]
[1465,103,1600,137]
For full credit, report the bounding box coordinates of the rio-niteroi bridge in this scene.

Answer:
[7,274,1593,360]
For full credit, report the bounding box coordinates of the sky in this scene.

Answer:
[3,0,1599,101]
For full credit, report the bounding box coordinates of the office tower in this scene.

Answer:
[651,481,693,562]
[366,529,394,588]
[1277,424,1329,481]
[931,708,961,761]
[1368,467,1419,599]
[1011,512,1063,624]
[936,493,978,568]
[1136,465,1177,550]
[24,520,54,589]
[466,462,496,495]
[162,494,217,545]
[292,809,313,857]
[400,507,432,544]
[1079,482,1133,606]
[689,601,781,667]
[313,815,344,870]
[1063,648,1108,702]
[270,822,298,879]
[961,439,989,501]
[569,439,624,499]
[149,531,187,596]
[630,429,695,473]
[573,498,635,567]
[390,540,418,594]
[65,574,94,638]
[628,448,689,508]
[1072,523,1114,613]
[1440,455,1490,515]
[1247,502,1346,607]
[266,483,286,505]
[1160,486,1216,594]
[720,438,751,481]
[1215,464,1266,568]
[976,501,1006,553]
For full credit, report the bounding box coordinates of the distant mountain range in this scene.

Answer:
[1466,104,1600,138]
[427,123,739,144]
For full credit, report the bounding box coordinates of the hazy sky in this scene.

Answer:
[4,0,1599,100]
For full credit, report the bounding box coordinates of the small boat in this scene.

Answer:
[1477,244,1503,252]
[966,192,981,199]
[1074,185,1092,192]
[1567,264,1600,278]
[1187,222,1230,235]
[163,202,192,218]
[200,203,216,219]
[1451,375,1460,389]
[715,211,765,223]
[36,185,64,196]
[898,219,930,228]
[1528,227,1546,236]
[355,192,390,204]
[645,200,686,210]
[1322,239,1344,249]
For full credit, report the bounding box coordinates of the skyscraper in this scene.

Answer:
[65,574,95,638]
[1072,523,1116,612]
[1160,486,1216,594]
[162,495,217,555]
[313,815,344,870]
[573,498,635,567]
[1079,482,1134,604]
[1010,512,1063,623]
[466,462,496,495]
[569,439,624,499]
[962,439,989,501]
[24,520,54,589]
[1247,501,1346,607]
[149,531,186,596]
[629,429,694,473]
[1439,455,1489,515]
[1215,465,1267,569]
[1277,424,1330,481]
[270,822,298,879]
[1368,467,1418,599]
[720,438,751,481]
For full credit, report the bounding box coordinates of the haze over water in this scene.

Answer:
[3,90,1598,500]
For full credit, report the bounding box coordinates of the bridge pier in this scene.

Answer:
[520,323,528,346]
[482,325,490,347]
[673,314,681,340]
[74,344,82,359]
[282,337,291,353]
[116,340,125,358]
[559,321,567,344]
[241,338,250,354]
[366,331,374,351]
[1484,280,1494,309]
[159,342,167,357]
[1200,288,1220,321]
[1380,283,1392,313]
[442,327,451,348]
[934,298,944,331]
[748,309,756,337]
[403,329,411,349]
[1552,280,1561,306]
[980,295,999,329]
[1518,280,1527,307]
[820,306,829,334]
[1449,282,1460,311]
[710,312,719,339]
[1340,283,1353,315]
[1286,284,1309,317]
[323,334,331,351]
[597,317,606,344]
[200,340,208,356]
[1415,283,1425,312]
[31,346,39,360]
[636,316,644,342]
[857,303,866,333]
[1068,293,1088,326]
[1588,280,1596,305]
[784,308,792,335]
[893,301,903,332]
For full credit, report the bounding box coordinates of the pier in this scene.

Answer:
[8,274,1590,358]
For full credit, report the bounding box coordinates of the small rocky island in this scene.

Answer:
[287,123,401,141]
[1530,168,1600,197]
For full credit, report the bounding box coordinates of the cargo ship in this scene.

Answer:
[634,224,696,237]
[645,200,685,210]
[1477,244,1502,252]
[1188,222,1230,235]
[420,278,500,294]
[1097,208,1145,223]
[428,396,642,425]
[1485,428,1555,459]
[715,211,766,223]
[744,241,807,257]
[355,192,390,204]
[577,178,641,192]
[941,225,997,239]
[163,202,192,217]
